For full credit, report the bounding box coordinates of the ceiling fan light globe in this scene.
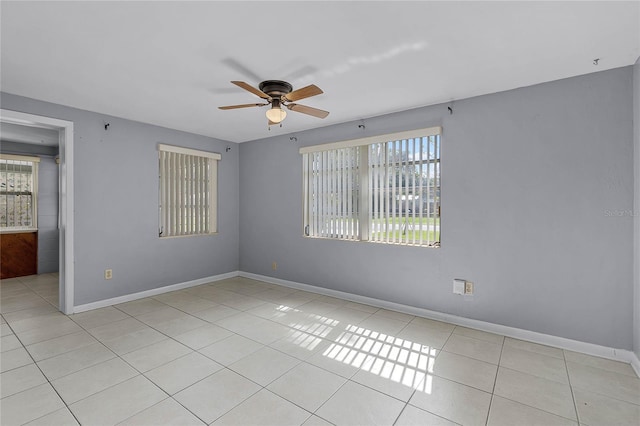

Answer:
[266,107,286,124]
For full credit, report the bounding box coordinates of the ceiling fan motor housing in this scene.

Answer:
[219,80,328,120]
[259,80,293,97]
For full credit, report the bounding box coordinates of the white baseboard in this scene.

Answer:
[72,271,240,313]
[70,269,640,374]
[239,271,640,371]
[631,352,640,377]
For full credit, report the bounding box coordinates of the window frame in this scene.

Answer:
[300,126,441,248]
[0,153,40,232]
[158,144,221,238]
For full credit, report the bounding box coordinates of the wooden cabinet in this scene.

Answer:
[0,231,38,279]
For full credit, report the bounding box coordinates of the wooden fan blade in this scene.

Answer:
[218,103,267,110]
[286,103,329,119]
[283,84,323,102]
[231,81,270,99]
[222,58,262,82]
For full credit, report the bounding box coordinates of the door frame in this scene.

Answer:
[1,109,75,314]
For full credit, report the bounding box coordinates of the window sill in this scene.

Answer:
[159,232,218,239]
[303,235,440,248]
[0,228,38,234]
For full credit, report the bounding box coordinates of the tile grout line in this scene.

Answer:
[490,342,599,424]
[275,306,376,420]
[8,275,636,425]
[401,324,456,424]
[563,349,583,425]
[306,371,352,422]
[7,276,391,424]
[4,277,475,425]
[484,333,506,426]
[49,310,209,426]
[9,300,176,424]
[1,299,83,425]
[252,387,317,425]
[186,330,324,424]
[391,321,457,426]
[205,366,264,424]
[107,294,311,426]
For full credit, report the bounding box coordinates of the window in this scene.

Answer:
[0,154,39,230]
[301,127,441,247]
[158,144,220,237]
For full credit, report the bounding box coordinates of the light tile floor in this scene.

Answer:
[1,274,639,425]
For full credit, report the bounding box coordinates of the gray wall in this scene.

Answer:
[37,156,59,273]
[634,56,640,360]
[0,141,59,273]
[240,66,635,350]
[2,65,635,352]
[0,140,58,157]
[1,92,240,305]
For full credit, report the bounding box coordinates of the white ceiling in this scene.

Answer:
[1,1,638,143]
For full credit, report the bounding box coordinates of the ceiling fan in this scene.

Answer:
[218,80,329,125]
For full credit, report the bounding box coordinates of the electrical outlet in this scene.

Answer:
[464,281,474,295]
[104,269,112,280]
[272,262,277,271]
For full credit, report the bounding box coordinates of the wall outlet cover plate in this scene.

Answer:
[453,279,465,295]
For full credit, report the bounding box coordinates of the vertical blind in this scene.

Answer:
[302,147,361,240]
[301,127,441,247]
[0,154,40,229]
[368,134,440,246]
[158,144,220,237]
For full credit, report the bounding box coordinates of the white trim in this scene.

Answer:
[632,353,640,377]
[239,271,640,370]
[72,271,239,313]
[158,232,218,239]
[158,143,221,160]
[60,123,74,314]
[633,57,640,387]
[299,126,442,154]
[0,109,74,315]
[210,156,218,232]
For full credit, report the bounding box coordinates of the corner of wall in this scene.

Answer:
[633,56,640,361]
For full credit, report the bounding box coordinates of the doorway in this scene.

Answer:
[0,109,74,314]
